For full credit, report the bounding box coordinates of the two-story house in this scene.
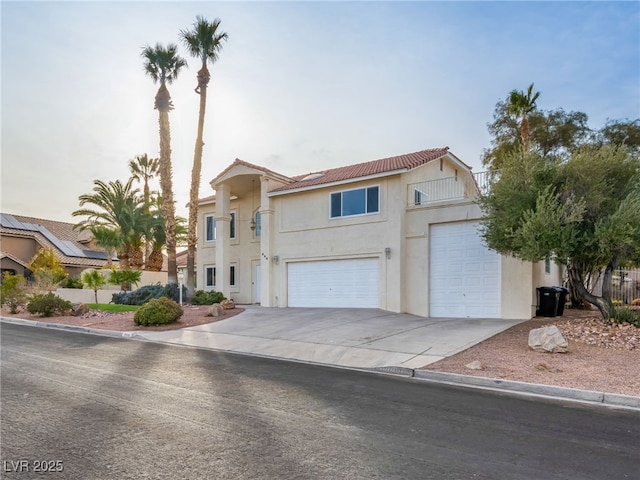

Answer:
[196,147,561,319]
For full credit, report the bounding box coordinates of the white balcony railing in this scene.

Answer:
[407,171,490,207]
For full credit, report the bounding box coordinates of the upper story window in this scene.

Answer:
[204,211,237,242]
[254,211,261,237]
[330,186,379,218]
[414,188,428,206]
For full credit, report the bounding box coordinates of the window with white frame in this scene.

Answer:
[254,211,261,237]
[204,211,237,242]
[204,264,237,288]
[414,188,428,206]
[330,186,379,218]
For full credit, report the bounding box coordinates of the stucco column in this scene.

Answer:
[215,183,231,299]
[259,176,275,307]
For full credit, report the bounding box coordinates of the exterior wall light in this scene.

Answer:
[273,255,279,265]
[385,247,391,259]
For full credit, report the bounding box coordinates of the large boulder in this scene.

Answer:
[207,304,224,317]
[71,303,89,317]
[528,325,568,353]
[221,299,235,310]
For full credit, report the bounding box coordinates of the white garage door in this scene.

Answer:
[430,222,501,318]
[288,259,380,308]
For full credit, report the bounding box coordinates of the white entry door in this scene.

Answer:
[287,258,379,308]
[430,222,501,318]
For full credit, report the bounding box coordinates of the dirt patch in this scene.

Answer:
[421,308,640,397]
[1,305,244,332]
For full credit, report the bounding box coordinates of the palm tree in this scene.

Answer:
[141,43,186,284]
[82,269,106,303]
[508,83,540,157]
[72,178,145,271]
[89,226,121,267]
[129,153,159,268]
[179,16,228,298]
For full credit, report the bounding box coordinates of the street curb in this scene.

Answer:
[1,316,141,339]
[412,369,640,410]
[3,316,639,411]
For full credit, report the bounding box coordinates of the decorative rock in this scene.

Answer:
[221,299,235,310]
[465,360,483,370]
[71,303,89,317]
[207,304,224,317]
[528,325,568,353]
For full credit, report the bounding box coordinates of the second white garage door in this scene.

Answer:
[430,222,501,318]
[288,259,380,308]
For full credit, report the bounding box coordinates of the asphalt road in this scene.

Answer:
[1,323,639,480]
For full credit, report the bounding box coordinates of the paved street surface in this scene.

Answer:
[2,323,639,480]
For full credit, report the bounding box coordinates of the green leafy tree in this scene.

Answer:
[73,178,146,270]
[480,144,640,320]
[1,272,28,313]
[28,247,68,292]
[141,43,187,284]
[81,269,106,303]
[179,16,228,300]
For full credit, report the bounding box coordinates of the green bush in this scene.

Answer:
[111,283,184,306]
[63,276,84,289]
[613,307,640,328]
[112,283,164,305]
[133,297,183,326]
[1,272,28,313]
[191,290,226,305]
[27,293,72,317]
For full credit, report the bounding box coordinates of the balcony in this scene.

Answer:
[408,171,490,207]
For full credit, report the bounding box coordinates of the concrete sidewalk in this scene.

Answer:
[137,306,525,369]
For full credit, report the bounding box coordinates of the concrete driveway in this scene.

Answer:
[138,306,525,369]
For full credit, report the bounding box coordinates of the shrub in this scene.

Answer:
[133,297,183,326]
[112,283,164,305]
[191,290,226,305]
[632,298,640,307]
[612,299,623,306]
[613,307,640,328]
[63,276,84,289]
[111,283,184,306]
[1,272,28,313]
[27,293,72,317]
[161,282,182,303]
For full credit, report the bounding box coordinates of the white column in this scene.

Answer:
[215,183,231,299]
[259,176,275,306]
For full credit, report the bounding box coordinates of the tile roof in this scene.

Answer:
[269,147,450,193]
[209,158,294,187]
[0,213,114,268]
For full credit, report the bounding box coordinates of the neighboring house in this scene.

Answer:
[196,147,562,319]
[0,213,116,278]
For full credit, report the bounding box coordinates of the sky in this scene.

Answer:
[1,1,639,224]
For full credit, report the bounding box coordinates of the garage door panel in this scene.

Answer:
[288,259,379,308]
[430,222,501,318]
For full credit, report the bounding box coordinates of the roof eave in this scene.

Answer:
[267,168,408,197]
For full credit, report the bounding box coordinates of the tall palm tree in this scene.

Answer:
[179,16,228,298]
[72,178,145,271]
[129,153,159,268]
[508,83,540,157]
[141,43,186,284]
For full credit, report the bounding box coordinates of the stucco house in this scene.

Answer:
[0,213,116,278]
[196,147,562,319]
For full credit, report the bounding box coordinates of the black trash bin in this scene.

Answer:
[536,286,559,317]
[553,286,569,316]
